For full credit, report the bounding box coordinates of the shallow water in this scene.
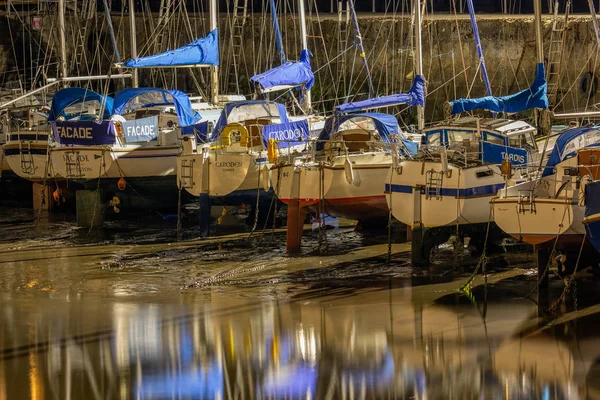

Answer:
[0,207,599,399]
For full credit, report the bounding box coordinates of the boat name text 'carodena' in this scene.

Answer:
[215,161,242,168]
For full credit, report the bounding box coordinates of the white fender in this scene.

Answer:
[261,165,271,192]
[344,158,354,185]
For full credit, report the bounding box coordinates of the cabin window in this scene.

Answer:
[508,133,536,150]
[338,117,377,133]
[426,132,441,146]
[447,130,476,145]
[228,104,281,124]
[483,131,504,145]
[476,170,494,178]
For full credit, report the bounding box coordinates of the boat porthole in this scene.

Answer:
[580,71,598,98]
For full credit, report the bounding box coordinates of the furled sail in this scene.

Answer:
[122,29,219,68]
[250,49,314,93]
[450,63,548,114]
[335,75,425,114]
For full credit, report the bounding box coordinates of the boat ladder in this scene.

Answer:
[19,141,35,175]
[229,0,248,93]
[546,0,571,108]
[179,159,195,189]
[518,190,537,214]
[65,151,84,178]
[425,170,443,200]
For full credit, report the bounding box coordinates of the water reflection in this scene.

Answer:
[3,281,599,399]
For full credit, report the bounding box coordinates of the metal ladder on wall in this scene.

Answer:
[65,151,83,178]
[229,0,248,94]
[425,170,443,200]
[179,159,195,189]
[74,0,96,70]
[546,0,571,109]
[19,142,34,175]
[155,0,174,52]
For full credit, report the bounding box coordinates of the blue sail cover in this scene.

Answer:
[542,126,600,176]
[336,75,425,113]
[450,63,549,114]
[211,100,289,141]
[48,87,113,121]
[250,49,314,92]
[112,88,202,127]
[123,29,219,68]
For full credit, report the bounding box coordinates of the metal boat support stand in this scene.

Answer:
[198,193,211,238]
[410,226,454,267]
[33,182,56,213]
[286,200,307,254]
[76,190,105,228]
[534,243,552,288]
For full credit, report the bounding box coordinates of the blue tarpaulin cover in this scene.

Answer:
[211,101,289,141]
[316,112,417,155]
[336,75,425,113]
[450,63,548,114]
[181,121,210,142]
[542,126,600,176]
[123,29,219,68]
[250,49,314,92]
[48,87,113,121]
[112,88,202,127]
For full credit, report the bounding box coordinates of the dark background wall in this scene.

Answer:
[118,0,600,14]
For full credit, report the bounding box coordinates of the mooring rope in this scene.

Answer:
[459,203,494,291]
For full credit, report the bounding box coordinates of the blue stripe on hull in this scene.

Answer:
[385,183,505,198]
[4,148,48,156]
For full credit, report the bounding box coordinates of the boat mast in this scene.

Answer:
[347,0,374,98]
[129,0,138,88]
[298,0,311,111]
[414,0,424,130]
[209,0,219,104]
[270,0,286,64]
[466,0,492,98]
[58,0,68,82]
[534,0,544,64]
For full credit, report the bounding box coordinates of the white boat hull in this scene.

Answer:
[3,143,56,182]
[493,198,585,246]
[51,146,180,182]
[385,161,505,229]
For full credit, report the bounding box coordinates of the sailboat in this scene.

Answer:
[271,84,422,222]
[493,127,600,250]
[48,88,215,203]
[385,0,549,266]
[176,0,324,232]
[3,88,112,183]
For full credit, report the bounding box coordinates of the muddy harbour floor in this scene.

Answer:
[1,204,599,400]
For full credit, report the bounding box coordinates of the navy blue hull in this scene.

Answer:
[584,180,600,253]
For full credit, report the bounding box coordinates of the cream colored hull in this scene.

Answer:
[493,198,585,245]
[386,161,505,228]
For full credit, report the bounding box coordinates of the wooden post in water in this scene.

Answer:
[286,199,306,254]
